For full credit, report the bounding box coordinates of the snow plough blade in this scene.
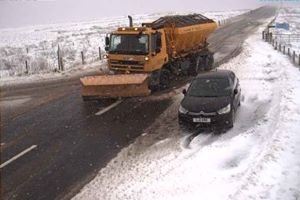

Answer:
[80,74,151,99]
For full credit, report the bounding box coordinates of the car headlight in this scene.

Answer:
[179,105,188,114]
[217,104,231,115]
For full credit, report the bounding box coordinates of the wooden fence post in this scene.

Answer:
[293,51,296,63]
[299,54,300,66]
[283,46,285,54]
[275,41,277,50]
[288,48,290,56]
[25,60,28,74]
[99,47,102,60]
[279,44,281,52]
[60,57,64,71]
[262,31,265,40]
[57,45,61,71]
[81,51,85,64]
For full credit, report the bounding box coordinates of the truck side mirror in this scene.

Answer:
[105,36,110,51]
[105,36,110,47]
[182,89,187,95]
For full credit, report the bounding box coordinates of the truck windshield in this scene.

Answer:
[109,34,149,55]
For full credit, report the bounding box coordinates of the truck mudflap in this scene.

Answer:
[80,74,151,99]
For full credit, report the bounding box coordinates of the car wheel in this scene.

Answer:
[228,109,235,128]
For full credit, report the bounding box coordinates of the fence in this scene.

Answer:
[262,31,300,67]
[22,45,104,75]
[274,33,300,44]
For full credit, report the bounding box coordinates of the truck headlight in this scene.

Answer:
[179,105,188,114]
[144,56,149,61]
[103,55,108,59]
[217,104,231,115]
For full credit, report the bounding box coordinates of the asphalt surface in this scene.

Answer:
[0,6,276,200]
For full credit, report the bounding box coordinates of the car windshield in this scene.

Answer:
[109,34,149,55]
[187,77,231,97]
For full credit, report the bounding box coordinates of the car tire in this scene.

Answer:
[228,109,235,128]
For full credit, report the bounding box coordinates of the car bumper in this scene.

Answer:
[178,111,233,130]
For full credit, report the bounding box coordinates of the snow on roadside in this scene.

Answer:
[72,24,300,200]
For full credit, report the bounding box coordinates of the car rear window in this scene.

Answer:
[187,77,231,97]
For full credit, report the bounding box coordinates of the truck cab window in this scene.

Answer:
[151,32,161,53]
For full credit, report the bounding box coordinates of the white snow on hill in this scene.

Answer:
[72,25,300,200]
[0,10,247,79]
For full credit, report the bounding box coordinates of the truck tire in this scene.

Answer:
[204,54,214,71]
[159,69,171,89]
[188,55,201,76]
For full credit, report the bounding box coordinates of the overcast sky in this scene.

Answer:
[0,0,292,28]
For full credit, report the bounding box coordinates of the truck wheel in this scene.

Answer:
[188,56,201,76]
[204,54,214,70]
[208,54,214,68]
[159,69,170,89]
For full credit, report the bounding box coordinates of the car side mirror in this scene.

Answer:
[182,89,187,95]
[234,88,238,95]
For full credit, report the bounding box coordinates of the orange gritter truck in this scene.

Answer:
[80,14,217,100]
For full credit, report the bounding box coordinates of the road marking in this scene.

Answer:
[95,99,123,116]
[0,145,37,169]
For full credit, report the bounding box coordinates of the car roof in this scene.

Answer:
[195,69,234,79]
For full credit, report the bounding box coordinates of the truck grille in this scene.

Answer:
[111,65,144,70]
[110,60,144,71]
[110,60,144,65]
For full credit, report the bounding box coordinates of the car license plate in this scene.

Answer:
[193,117,211,123]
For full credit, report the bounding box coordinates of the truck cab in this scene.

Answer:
[105,27,168,73]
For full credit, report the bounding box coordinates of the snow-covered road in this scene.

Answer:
[73,27,300,200]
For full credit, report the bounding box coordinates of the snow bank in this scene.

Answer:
[72,23,300,200]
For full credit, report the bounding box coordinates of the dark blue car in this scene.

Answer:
[178,69,241,131]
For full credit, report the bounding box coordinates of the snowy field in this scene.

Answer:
[72,26,300,199]
[0,10,247,80]
[273,7,300,54]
